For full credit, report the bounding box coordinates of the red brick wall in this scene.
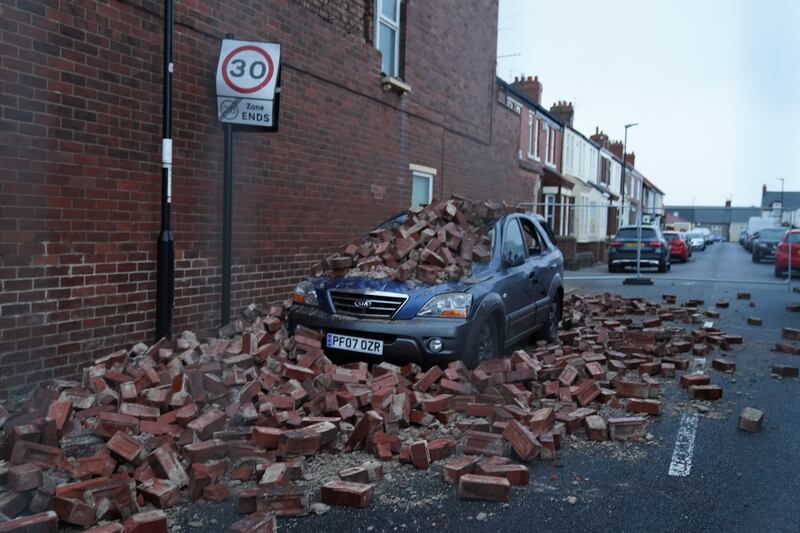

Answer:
[0,0,528,398]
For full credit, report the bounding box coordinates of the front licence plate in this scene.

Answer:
[326,333,384,355]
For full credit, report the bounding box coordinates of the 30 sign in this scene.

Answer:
[215,39,281,128]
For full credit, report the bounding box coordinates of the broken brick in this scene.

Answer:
[771,365,799,378]
[627,399,662,416]
[320,481,373,508]
[688,385,723,401]
[458,474,510,502]
[738,407,764,433]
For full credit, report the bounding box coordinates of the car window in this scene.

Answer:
[519,218,543,255]
[788,233,800,244]
[616,228,657,240]
[538,218,558,247]
[503,219,527,264]
[759,229,785,241]
[664,233,679,241]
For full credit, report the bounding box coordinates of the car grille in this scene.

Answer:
[329,290,408,319]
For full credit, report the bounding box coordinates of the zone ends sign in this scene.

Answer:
[215,39,281,128]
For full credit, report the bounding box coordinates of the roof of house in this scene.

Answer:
[664,206,762,224]
[762,190,800,210]
[496,77,565,127]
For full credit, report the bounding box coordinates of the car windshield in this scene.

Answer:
[616,228,657,240]
[758,229,785,241]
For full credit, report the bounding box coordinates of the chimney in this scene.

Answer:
[609,141,623,160]
[762,184,767,195]
[725,199,732,207]
[549,100,574,126]
[590,127,609,149]
[511,75,542,105]
[624,152,635,168]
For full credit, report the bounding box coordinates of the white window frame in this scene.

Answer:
[506,96,522,114]
[542,122,550,165]
[411,170,433,207]
[528,112,539,159]
[375,0,401,77]
[560,198,570,236]
[544,194,556,228]
[545,125,556,167]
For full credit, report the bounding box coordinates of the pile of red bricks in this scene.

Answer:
[315,196,508,283]
[0,292,742,530]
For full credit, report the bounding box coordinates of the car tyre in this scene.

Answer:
[752,253,759,263]
[464,317,500,369]
[658,259,667,273]
[540,295,561,343]
[775,269,785,279]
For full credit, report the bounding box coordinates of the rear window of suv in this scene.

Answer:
[616,228,657,240]
[759,229,785,241]
[664,233,680,241]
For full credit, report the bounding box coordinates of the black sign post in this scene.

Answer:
[155,0,175,341]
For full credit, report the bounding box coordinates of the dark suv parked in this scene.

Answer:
[751,228,786,263]
[608,225,671,273]
[288,212,564,368]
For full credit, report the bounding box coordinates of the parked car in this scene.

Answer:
[775,229,800,278]
[288,212,564,368]
[608,225,671,273]
[663,231,691,262]
[751,228,787,263]
[696,227,713,245]
[684,231,706,251]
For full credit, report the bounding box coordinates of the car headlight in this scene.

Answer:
[417,293,472,318]
[291,280,319,306]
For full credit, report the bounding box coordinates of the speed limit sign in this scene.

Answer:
[215,39,281,128]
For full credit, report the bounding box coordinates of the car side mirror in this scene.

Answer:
[503,252,524,268]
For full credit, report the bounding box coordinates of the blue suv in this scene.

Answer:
[288,212,564,368]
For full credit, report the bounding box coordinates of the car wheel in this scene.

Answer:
[775,270,785,279]
[542,296,561,343]
[608,264,616,273]
[465,317,500,369]
[752,253,759,263]
[658,259,667,273]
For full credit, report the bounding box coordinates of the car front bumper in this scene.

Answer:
[287,304,471,365]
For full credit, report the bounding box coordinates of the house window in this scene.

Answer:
[506,96,522,114]
[375,0,401,77]
[561,198,570,236]
[411,170,433,207]
[544,194,556,229]
[528,112,539,159]
[543,123,550,164]
[545,126,556,166]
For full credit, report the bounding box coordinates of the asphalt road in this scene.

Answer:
[169,243,800,533]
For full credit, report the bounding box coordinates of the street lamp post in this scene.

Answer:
[155,0,175,341]
[778,178,785,224]
[620,123,638,227]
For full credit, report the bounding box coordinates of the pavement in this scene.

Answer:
[166,243,800,533]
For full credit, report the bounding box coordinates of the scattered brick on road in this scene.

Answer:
[738,407,765,433]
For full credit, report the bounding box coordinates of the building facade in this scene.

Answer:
[0,0,529,397]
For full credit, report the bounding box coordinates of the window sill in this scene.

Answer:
[381,76,411,95]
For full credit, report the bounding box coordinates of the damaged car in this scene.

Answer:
[288,203,564,368]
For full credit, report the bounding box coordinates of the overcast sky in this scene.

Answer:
[497,0,800,207]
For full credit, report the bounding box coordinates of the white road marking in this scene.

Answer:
[668,413,699,477]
